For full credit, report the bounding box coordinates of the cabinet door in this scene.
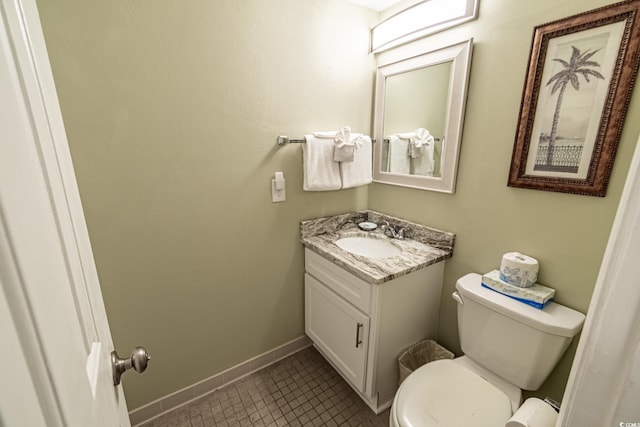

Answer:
[305,273,369,392]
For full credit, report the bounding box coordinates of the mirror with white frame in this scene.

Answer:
[372,39,473,193]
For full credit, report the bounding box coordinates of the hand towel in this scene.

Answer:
[386,135,410,174]
[334,145,354,162]
[410,128,435,176]
[413,144,435,176]
[313,127,362,162]
[334,126,354,162]
[340,135,372,188]
[409,128,435,158]
[333,126,363,163]
[303,135,341,191]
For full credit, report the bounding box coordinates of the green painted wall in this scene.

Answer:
[36,0,639,412]
[37,0,375,410]
[370,0,640,402]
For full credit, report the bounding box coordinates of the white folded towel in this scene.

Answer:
[411,128,435,176]
[409,128,435,158]
[413,140,435,176]
[303,135,341,191]
[340,135,372,189]
[334,126,352,146]
[333,126,365,163]
[313,127,364,162]
[334,126,354,162]
[386,135,410,174]
[312,131,337,138]
[396,131,417,139]
[334,144,355,162]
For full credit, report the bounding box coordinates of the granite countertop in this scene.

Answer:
[301,211,455,284]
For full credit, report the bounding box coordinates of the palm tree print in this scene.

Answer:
[542,46,605,168]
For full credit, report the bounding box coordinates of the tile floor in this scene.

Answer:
[138,346,390,427]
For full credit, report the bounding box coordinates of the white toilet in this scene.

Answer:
[390,273,585,427]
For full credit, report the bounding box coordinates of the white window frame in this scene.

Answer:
[370,0,479,53]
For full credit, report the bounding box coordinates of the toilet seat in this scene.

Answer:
[391,359,512,427]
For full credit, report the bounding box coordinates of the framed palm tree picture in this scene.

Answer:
[508,1,640,196]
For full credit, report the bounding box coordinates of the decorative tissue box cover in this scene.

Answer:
[482,270,555,309]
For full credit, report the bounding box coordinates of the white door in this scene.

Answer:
[305,274,370,391]
[0,0,138,425]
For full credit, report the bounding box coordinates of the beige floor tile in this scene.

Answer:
[139,347,389,426]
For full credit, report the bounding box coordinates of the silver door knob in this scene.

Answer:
[111,346,151,385]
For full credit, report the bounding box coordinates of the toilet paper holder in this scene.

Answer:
[543,397,560,412]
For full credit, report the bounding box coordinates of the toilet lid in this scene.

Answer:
[395,359,512,427]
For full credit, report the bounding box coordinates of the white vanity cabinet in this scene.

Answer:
[305,274,370,390]
[304,248,445,414]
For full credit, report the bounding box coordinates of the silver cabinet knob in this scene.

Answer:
[111,346,151,385]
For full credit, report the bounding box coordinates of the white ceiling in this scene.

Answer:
[345,0,405,11]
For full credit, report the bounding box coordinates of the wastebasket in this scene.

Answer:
[398,339,454,385]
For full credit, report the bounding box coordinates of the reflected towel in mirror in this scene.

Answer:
[386,135,410,174]
[411,128,435,176]
[409,128,434,158]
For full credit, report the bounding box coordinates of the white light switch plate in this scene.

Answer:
[272,179,286,202]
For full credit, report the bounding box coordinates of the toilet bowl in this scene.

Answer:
[390,273,585,427]
[390,359,513,427]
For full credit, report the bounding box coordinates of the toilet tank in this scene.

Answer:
[454,273,585,390]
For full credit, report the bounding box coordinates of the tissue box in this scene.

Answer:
[482,270,555,309]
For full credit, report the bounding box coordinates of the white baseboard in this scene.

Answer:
[129,335,312,426]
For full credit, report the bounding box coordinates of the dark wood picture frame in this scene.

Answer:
[508,1,640,196]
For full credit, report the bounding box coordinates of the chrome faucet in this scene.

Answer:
[381,220,405,240]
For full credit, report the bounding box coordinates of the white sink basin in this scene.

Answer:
[335,235,402,259]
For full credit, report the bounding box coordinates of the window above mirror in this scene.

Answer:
[370,0,478,53]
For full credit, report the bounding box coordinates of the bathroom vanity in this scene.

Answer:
[301,211,454,413]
